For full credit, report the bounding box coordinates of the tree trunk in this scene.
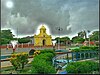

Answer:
[22,63,24,69]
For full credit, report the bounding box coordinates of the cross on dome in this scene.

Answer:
[40,25,46,30]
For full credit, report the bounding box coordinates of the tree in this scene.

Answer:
[1,29,14,39]
[1,29,15,45]
[78,30,87,40]
[71,36,85,44]
[10,52,29,71]
[89,31,99,41]
[18,38,31,44]
[55,36,70,45]
[1,38,10,45]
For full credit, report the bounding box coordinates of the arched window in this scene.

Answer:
[43,30,45,33]
[43,35,45,37]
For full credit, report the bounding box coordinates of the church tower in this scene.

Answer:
[34,25,52,46]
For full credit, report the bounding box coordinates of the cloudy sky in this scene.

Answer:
[1,0,99,39]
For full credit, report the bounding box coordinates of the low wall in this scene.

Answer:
[0,44,34,49]
[0,44,67,49]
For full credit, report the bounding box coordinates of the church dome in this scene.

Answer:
[40,25,46,30]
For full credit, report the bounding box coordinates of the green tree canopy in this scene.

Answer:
[1,29,15,45]
[55,36,70,45]
[1,29,14,39]
[18,38,31,44]
[71,36,85,43]
[89,31,99,41]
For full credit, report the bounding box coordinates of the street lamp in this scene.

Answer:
[52,40,56,50]
[87,30,90,46]
[9,16,18,52]
[56,27,63,50]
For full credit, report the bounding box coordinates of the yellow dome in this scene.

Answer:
[40,25,46,30]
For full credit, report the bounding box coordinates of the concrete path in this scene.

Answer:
[1,58,33,68]
[1,48,31,55]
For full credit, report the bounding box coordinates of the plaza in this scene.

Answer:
[1,24,99,74]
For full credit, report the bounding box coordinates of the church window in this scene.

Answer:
[43,30,45,33]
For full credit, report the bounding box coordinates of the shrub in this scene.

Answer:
[34,53,55,65]
[80,46,99,50]
[71,49,80,52]
[10,52,28,71]
[72,46,99,52]
[40,49,56,56]
[33,50,41,57]
[80,46,90,49]
[31,50,56,74]
[66,61,99,73]
[66,65,77,73]
[31,67,38,74]
[32,59,56,74]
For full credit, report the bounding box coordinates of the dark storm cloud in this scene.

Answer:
[68,0,99,35]
[11,0,71,36]
[1,0,99,37]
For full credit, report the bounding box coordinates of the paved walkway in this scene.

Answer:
[1,58,33,68]
[1,47,53,55]
[1,48,31,55]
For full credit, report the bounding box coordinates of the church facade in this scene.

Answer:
[34,25,52,46]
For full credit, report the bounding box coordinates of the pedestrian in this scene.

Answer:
[6,44,9,50]
[13,48,16,53]
[6,47,8,50]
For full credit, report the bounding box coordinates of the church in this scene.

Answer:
[34,25,52,46]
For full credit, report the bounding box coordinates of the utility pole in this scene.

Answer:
[17,25,18,50]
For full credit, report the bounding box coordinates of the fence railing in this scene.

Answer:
[53,50,99,66]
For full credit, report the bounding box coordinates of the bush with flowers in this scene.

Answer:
[10,52,28,71]
[33,50,41,57]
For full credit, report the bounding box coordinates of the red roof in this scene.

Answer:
[83,41,95,45]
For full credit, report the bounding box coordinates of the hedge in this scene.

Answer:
[40,49,56,56]
[32,59,56,74]
[66,61,99,73]
[80,46,99,50]
[31,49,56,74]
[34,53,55,62]
[72,46,99,52]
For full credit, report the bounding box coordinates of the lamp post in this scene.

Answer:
[56,27,63,50]
[52,40,56,50]
[87,30,90,46]
[9,16,18,52]
[17,26,18,49]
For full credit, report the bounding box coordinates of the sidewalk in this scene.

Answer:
[1,58,33,68]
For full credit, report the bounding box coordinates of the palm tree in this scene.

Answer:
[78,30,86,39]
